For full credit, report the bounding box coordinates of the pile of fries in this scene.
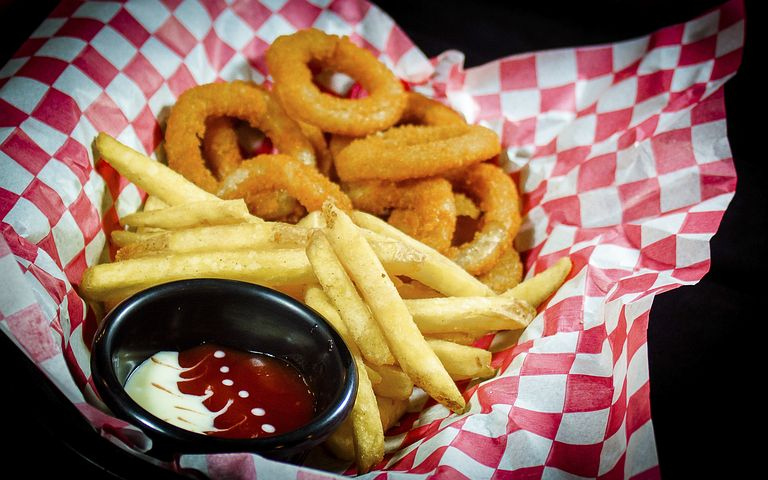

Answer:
[81,133,572,472]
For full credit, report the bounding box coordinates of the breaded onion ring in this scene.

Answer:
[445,163,522,276]
[334,124,501,182]
[165,81,267,192]
[345,178,457,253]
[266,29,407,136]
[203,116,242,180]
[166,81,315,193]
[217,154,352,214]
[476,246,524,294]
[398,92,465,126]
[328,92,465,166]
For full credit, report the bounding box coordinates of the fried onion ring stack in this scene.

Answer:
[161,28,524,290]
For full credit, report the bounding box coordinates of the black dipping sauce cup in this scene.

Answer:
[90,279,357,464]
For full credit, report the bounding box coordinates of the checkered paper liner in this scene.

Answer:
[0,0,744,478]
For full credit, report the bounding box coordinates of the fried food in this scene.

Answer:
[119,199,254,230]
[80,248,315,302]
[477,246,525,293]
[216,154,352,214]
[405,296,535,334]
[93,133,218,206]
[306,230,395,366]
[202,117,242,180]
[398,91,466,127]
[503,257,573,308]
[446,163,522,276]
[303,285,383,474]
[345,177,457,253]
[334,124,500,182]
[352,211,494,297]
[266,28,407,136]
[323,202,466,414]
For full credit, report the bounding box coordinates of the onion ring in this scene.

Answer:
[203,116,242,180]
[334,124,501,182]
[476,246,524,294]
[345,178,457,253]
[165,81,315,193]
[398,92,465,127]
[266,28,407,136]
[445,163,521,276]
[217,154,352,214]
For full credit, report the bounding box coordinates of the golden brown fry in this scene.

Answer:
[352,210,494,297]
[295,210,326,228]
[119,199,254,230]
[426,338,496,381]
[80,249,315,302]
[427,331,488,346]
[405,296,535,334]
[115,222,308,260]
[323,202,465,413]
[368,364,413,400]
[304,285,384,473]
[376,395,409,432]
[503,257,572,308]
[93,133,218,206]
[110,230,163,248]
[306,230,394,366]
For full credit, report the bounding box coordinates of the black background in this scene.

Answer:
[1,0,761,478]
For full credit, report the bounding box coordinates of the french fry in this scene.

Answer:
[368,364,413,400]
[324,395,408,463]
[426,338,496,381]
[141,195,168,211]
[93,133,218,205]
[306,230,394,366]
[391,276,442,299]
[296,209,326,228]
[81,249,315,302]
[120,199,255,230]
[502,257,572,308]
[377,395,409,431]
[304,285,384,473]
[352,210,494,297]
[135,195,169,234]
[110,230,163,248]
[114,222,308,260]
[405,296,536,334]
[323,202,466,413]
[427,331,488,346]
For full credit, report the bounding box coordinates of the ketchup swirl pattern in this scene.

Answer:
[125,344,315,439]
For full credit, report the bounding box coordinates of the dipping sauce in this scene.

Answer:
[125,343,315,439]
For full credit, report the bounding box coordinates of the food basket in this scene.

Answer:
[0,0,745,478]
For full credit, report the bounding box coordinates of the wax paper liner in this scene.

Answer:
[0,0,744,478]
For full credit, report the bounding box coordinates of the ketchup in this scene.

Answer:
[177,343,315,439]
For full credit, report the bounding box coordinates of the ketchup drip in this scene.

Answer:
[177,343,315,439]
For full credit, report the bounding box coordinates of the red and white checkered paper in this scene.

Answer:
[0,0,744,478]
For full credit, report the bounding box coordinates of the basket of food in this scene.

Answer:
[0,0,745,478]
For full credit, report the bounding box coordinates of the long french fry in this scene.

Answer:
[304,286,384,473]
[306,230,394,366]
[352,210,494,297]
[324,202,466,413]
[426,338,496,381]
[115,222,308,260]
[120,199,255,230]
[93,133,218,205]
[405,296,535,334]
[503,257,572,308]
[81,249,315,302]
[368,364,413,400]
